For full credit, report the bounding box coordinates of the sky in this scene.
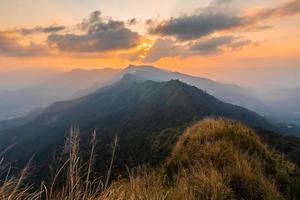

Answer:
[0,0,300,87]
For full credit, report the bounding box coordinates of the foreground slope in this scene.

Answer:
[256,128,300,166]
[0,75,274,176]
[2,119,299,200]
[165,119,300,199]
[105,119,300,199]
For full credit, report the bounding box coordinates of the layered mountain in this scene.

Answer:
[2,65,298,129]
[260,87,300,126]
[73,65,299,129]
[122,65,268,113]
[72,65,267,114]
[0,75,287,177]
[0,68,62,92]
[2,65,297,129]
[0,68,120,120]
[122,66,300,128]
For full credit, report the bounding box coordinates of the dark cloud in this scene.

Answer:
[81,11,125,34]
[21,25,66,35]
[190,36,251,54]
[228,39,251,50]
[48,11,141,52]
[149,14,244,41]
[145,19,154,25]
[138,36,251,62]
[252,0,300,20]
[48,29,140,52]
[190,36,233,54]
[0,33,48,57]
[80,10,102,30]
[148,0,242,40]
[127,18,138,25]
[142,39,186,62]
[149,0,300,41]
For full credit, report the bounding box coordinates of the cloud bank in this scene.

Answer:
[149,0,300,41]
[0,33,48,57]
[48,11,141,52]
[0,0,299,61]
[21,25,66,35]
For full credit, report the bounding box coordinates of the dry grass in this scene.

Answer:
[0,159,41,200]
[167,118,299,199]
[41,127,120,200]
[0,118,299,200]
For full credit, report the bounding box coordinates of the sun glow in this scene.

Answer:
[133,40,154,59]
[138,41,153,51]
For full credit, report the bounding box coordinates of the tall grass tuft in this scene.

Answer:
[41,127,121,200]
[0,157,41,199]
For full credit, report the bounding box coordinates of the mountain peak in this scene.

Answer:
[165,79,184,85]
[125,65,168,73]
[127,64,155,69]
[120,73,145,83]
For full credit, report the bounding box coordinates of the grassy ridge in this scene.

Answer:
[1,119,300,199]
[166,118,300,199]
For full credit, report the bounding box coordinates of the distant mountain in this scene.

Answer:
[0,68,62,92]
[0,108,43,131]
[71,65,269,116]
[267,100,300,127]
[0,65,298,131]
[0,75,289,179]
[122,65,300,128]
[262,87,300,101]
[0,68,120,120]
[259,87,300,126]
[122,65,268,113]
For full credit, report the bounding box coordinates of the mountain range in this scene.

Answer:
[0,68,62,91]
[1,73,300,183]
[0,68,120,120]
[0,65,299,135]
[260,87,300,125]
[0,65,265,120]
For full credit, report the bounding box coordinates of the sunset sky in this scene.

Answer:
[0,0,300,87]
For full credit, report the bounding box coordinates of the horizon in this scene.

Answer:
[1,64,300,90]
[0,0,300,89]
